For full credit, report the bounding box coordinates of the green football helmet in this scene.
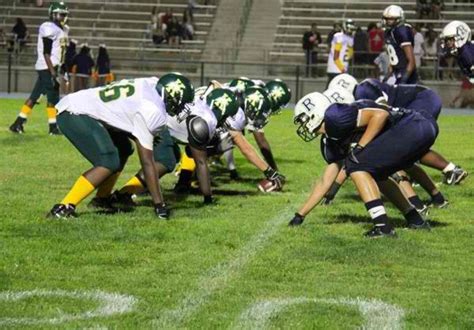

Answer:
[206,88,239,126]
[243,86,273,129]
[228,77,255,94]
[156,73,194,116]
[49,2,69,24]
[265,79,292,113]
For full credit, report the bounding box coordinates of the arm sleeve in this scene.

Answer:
[132,113,155,151]
[43,37,53,55]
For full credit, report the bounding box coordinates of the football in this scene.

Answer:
[257,179,281,192]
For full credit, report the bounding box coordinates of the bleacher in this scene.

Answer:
[0,0,218,75]
[272,0,474,78]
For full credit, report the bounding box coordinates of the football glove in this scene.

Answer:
[154,203,170,219]
[288,213,305,226]
[321,182,341,205]
[348,144,364,164]
[264,167,285,188]
[51,75,61,90]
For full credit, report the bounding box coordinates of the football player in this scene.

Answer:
[9,2,69,135]
[48,73,194,219]
[441,21,473,83]
[107,87,239,207]
[223,78,292,179]
[326,19,355,86]
[382,5,418,84]
[290,94,437,237]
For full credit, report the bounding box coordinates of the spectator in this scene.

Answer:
[368,22,384,62]
[161,8,173,27]
[151,21,166,45]
[353,26,368,67]
[72,43,94,92]
[9,18,29,53]
[95,44,111,87]
[424,26,439,79]
[430,0,444,19]
[0,28,6,47]
[326,22,341,48]
[412,24,425,73]
[450,77,474,108]
[416,0,431,20]
[182,8,195,40]
[167,16,182,46]
[62,38,77,94]
[302,23,322,77]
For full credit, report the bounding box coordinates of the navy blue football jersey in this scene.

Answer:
[384,24,413,72]
[457,42,474,83]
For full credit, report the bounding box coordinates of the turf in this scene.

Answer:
[0,98,473,328]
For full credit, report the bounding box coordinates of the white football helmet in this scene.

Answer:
[441,21,471,55]
[323,88,355,104]
[294,92,333,142]
[382,5,405,28]
[327,73,358,95]
[342,19,356,35]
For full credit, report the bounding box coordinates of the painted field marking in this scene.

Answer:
[0,289,137,326]
[154,207,294,327]
[235,297,405,329]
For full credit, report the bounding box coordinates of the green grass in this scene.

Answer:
[0,98,473,328]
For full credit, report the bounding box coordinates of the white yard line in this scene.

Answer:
[154,207,294,327]
[0,289,137,326]
[235,297,405,329]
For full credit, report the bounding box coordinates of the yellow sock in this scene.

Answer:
[61,175,95,206]
[46,107,57,124]
[181,151,196,171]
[19,104,32,119]
[119,176,145,195]
[96,172,121,198]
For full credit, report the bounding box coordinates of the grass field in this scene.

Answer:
[0,98,473,328]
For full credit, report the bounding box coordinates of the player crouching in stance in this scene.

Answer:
[107,87,239,207]
[48,73,194,219]
[441,21,473,84]
[10,2,69,135]
[289,93,437,237]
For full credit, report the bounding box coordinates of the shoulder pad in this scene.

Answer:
[187,116,210,149]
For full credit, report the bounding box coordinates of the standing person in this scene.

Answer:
[9,18,29,53]
[167,16,182,46]
[413,24,425,76]
[95,44,111,87]
[62,38,76,94]
[48,74,195,219]
[382,5,418,84]
[326,19,355,86]
[441,20,473,83]
[326,22,341,49]
[9,2,69,135]
[353,26,368,76]
[72,43,94,91]
[302,23,322,77]
[368,22,384,64]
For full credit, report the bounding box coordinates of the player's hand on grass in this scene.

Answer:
[288,213,305,226]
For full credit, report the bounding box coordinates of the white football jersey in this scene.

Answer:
[327,32,354,74]
[55,77,167,150]
[35,21,68,70]
[167,97,217,144]
[225,108,246,132]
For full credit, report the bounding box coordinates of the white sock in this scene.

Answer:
[224,149,236,171]
[442,162,456,173]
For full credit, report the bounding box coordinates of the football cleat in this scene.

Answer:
[407,220,431,230]
[427,199,449,209]
[88,197,117,212]
[109,191,136,207]
[416,205,429,218]
[364,226,396,238]
[9,122,25,134]
[49,124,62,135]
[48,203,77,219]
[443,166,468,185]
